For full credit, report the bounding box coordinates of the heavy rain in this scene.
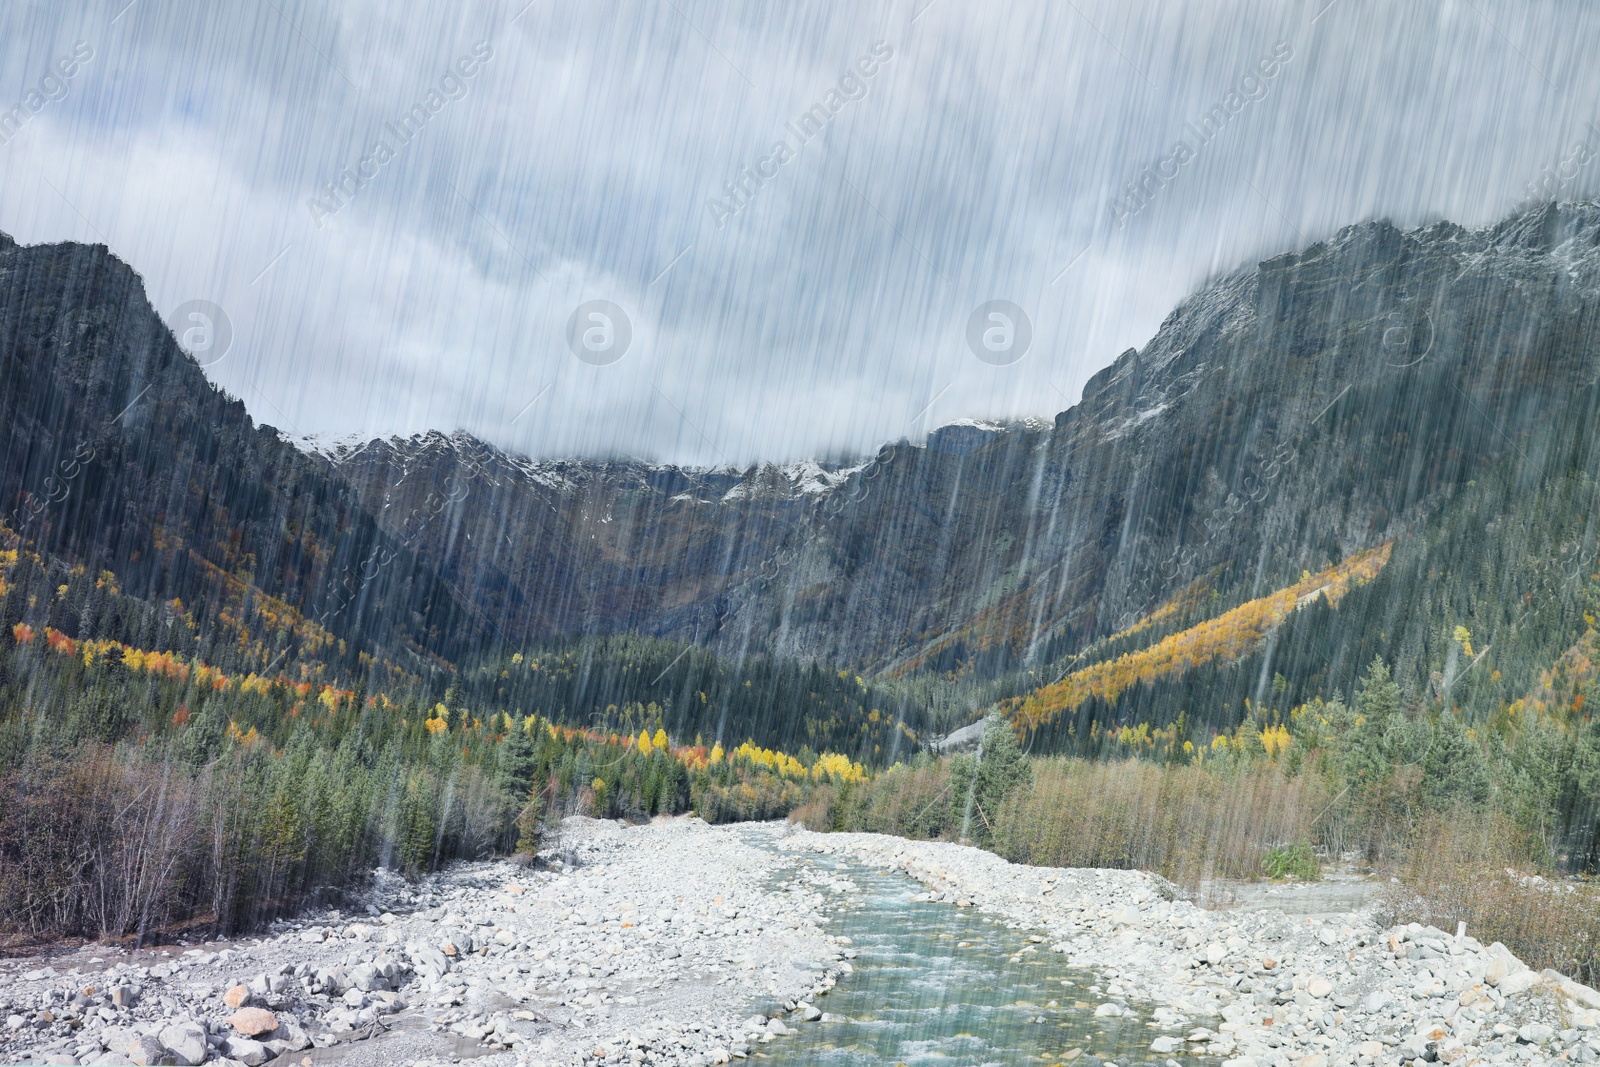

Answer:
[2,2,1600,1066]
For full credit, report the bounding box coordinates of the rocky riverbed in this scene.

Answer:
[7,818,1600,1067]
[789,829,1600,1067]
[0,817,851,1067]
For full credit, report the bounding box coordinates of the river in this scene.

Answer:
[764,848,1208,1067]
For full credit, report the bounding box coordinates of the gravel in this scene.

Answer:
[0,817,843,1067]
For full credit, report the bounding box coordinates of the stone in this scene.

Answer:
[1499,971,1541,997]
[1358,1041,1386,1059]
[110,985,138,1008]
[223,984,252,1009]
[223,1037,273,1066]
[1298,1055,1328,1067]
[126,1036,173,1066]
[1205,943,1228,965]
[1543,969,1600,1011]
[298,929,324,944]
[798,1004,821,1022]
[1152,1037,1183,1054]
[158,1022,208,1066]
[348,963,385,992]
[1095,1003,1126,1017]
[227,1007,280,1036]
[1307,978,1334,999]
[265,1013,310,1054]
[1362,991,1394,1014]
[1519,1023,1555,1045]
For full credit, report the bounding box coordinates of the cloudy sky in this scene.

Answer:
[0,0,1595,464]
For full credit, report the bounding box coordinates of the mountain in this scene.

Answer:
[0,231,490,681]
[9,201,1600,749]
[321,205,1600,701]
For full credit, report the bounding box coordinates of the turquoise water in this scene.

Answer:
[766,858,1197,1067]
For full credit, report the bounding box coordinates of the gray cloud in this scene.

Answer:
[1,0,1596,465]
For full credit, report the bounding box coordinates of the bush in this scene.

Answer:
[1261,840,1321,880]
[1384,810,1600,985]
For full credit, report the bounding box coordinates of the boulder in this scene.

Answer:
[222,1036,273,1066]
[158,1021,208,1066]
[223,984,251,1009]
[126,1035,174,1066]
[348,963,385,992]
[1519,1022,1555,1045]
[227,1006,280,1036]
[263,1011,310,1054]
[1499,970,1542,997]
[1543,969,1600,1011]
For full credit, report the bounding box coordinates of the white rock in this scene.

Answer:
[1499,970,1542,997]
[157,1022,207,1066]
[222,1037,272,1066]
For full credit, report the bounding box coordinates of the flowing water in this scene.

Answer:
[764,853,1209,1067]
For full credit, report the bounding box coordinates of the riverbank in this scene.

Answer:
[789,829,1600,1067]
[9,818,1600,1067]
[0,817,847,1067]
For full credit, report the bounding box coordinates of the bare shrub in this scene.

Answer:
[995,758,1329,888]
[0,745,201,941]
[1384,810,1600,984]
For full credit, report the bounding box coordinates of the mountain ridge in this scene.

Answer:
[7,200,1600,741]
